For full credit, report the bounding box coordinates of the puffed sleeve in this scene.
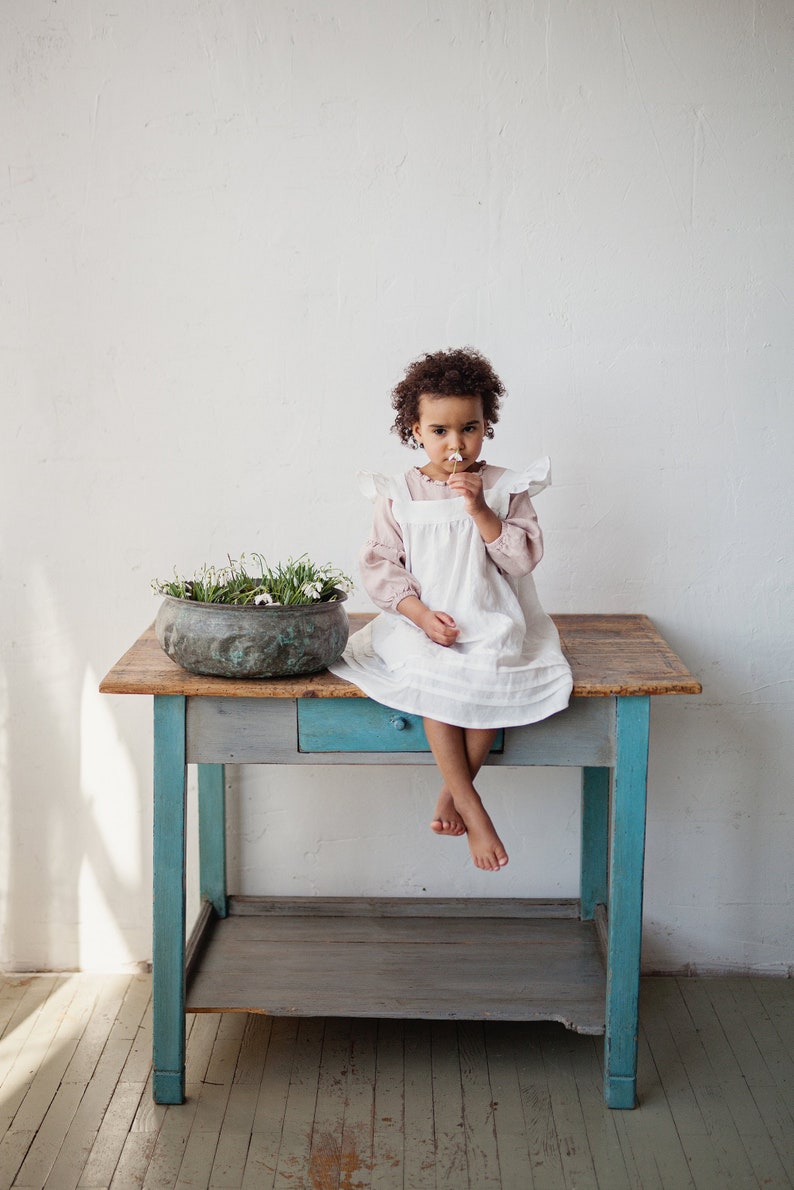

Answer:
[484,489,544,576]
[482,458,553,576]
[358,489,422,613]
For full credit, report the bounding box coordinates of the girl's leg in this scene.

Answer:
[431,728,499,835]
[423,718,508,871]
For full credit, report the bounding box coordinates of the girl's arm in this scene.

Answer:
[447,474,543,575]
[447,471,502,541]
[485,489,544,575]
[359,495,421,612]
[394,596,459,646]
[360,497,459,646]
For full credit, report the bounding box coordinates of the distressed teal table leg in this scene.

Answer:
[152,695,187,1105]
[198,764,227,917]
[604,695,651,1108]
[580,766,609,920]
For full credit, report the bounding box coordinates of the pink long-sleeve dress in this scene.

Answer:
[329,457,572,729]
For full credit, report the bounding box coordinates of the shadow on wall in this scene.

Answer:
[1,568,152,972]
[641,646,790,975]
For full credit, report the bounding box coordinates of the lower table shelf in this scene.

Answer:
[185,897,607,1035]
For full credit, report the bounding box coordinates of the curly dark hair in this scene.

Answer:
[391,346,505,447]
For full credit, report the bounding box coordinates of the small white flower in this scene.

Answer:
[254,592,275,606]
[449,451,463,462]
[302,580,322,600]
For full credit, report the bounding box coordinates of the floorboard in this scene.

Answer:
[458,1021,501,1188]
[402,1020,435,1190]
[430,1020,468,1188]
[370,1019,405,1190]
[1,973,793,1189]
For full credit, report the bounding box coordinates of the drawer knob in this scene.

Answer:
[392,717,408,731]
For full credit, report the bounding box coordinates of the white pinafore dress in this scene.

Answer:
[330,458,573,729]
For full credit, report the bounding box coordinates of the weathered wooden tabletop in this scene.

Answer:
[100,613,701,699]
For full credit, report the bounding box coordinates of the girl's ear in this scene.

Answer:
[411,421,423,447]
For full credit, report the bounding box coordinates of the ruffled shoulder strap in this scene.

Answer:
[357,470,405,502]
[489,455,552,498]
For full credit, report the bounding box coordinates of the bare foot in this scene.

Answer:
[430,786,466,836]
[456,794,509,871]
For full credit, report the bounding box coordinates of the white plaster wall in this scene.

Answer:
[1,0,792,973]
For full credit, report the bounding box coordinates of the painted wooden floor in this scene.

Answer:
[0,973,792,1189]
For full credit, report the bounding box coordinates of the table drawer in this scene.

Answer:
[297,699,503,753]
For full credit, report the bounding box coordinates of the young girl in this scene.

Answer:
[330,347,573,872]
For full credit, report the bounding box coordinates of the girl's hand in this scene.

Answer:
[396,595,460,646]
[448,472,503,544]
[447,470,487,513]
[420,609,460,647]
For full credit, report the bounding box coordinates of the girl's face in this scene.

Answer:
[412,393,488,481]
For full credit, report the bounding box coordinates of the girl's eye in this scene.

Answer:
[432,427,446,436]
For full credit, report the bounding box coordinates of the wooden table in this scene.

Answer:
[100,613,700,1109]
